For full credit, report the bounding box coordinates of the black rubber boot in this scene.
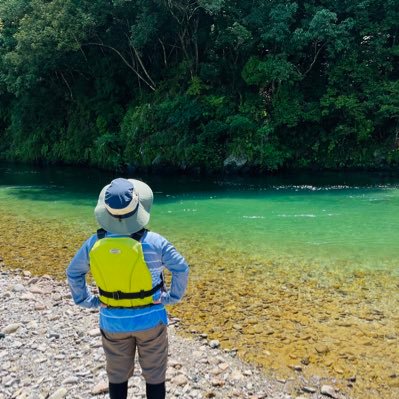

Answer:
[109,381,128,399]
[146,382,166,399]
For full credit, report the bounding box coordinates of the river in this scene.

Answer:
[0,162,398,398]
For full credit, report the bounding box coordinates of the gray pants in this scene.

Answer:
[101,323,168,384]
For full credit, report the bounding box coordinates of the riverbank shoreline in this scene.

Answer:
[0,263,353,399]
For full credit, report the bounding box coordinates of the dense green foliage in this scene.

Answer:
[0,0,398,173]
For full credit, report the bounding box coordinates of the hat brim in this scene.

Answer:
[94,179,153,235]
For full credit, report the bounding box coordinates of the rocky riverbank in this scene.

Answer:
[0,264,352,399]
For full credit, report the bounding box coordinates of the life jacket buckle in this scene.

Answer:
[112,291,121,300]
[139,290,145,299]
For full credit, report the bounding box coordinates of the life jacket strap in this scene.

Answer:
[96,228,147,241]
[97,228,107,239]
[130,228,146,241]
[98,281,164,300]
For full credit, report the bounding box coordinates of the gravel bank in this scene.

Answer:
[0,264,349,399]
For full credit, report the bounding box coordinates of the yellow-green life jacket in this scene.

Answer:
[89,229,163,307]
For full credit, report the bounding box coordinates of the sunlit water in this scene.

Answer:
[1,163,398,271]
[1,163,398,398]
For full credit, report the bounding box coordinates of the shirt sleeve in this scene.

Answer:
[160,238,189,305]
[66,235,100,309]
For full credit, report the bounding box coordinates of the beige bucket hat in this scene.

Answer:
[94,178,153,235]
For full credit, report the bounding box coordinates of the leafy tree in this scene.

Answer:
[0,0,398,172]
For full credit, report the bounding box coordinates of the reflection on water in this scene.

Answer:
[0,162,399,398]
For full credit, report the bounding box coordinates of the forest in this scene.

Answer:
[0,0,398,173]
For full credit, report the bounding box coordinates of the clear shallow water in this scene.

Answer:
[1,163,399,271]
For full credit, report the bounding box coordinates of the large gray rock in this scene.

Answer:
[223,154,248,168]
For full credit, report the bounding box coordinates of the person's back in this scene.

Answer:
[66,178,189,399]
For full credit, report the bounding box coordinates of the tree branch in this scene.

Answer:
[59,71,73,99]
[82,42,156,91]
[130,41,156,88]
[303,42,326,77]
[158,38,168,67]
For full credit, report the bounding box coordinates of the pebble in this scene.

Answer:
[48,387,68,399]
[13,284,25,292]
[231,370,244,380]
[315,344,330,354]
[20,292,35,300]
[211,377,224,387]
[209,339,220,348]
[171,374,188,386]
[48,332,61,339]
[218,362,229,371]
[0,266,349,399]
[302,386,317,393]
[61,376,79,384]
[1,323,21,334]
[88,328,101,337]
[321,385,338,398]
[91,381,108,394]
[29,285,44,294]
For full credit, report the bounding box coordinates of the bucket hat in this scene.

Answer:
[94,178,153,235]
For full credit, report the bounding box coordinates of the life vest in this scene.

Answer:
[89,229,163,307]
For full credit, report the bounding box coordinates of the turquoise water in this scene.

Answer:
[155,186,399,268]
[1,163,399,271]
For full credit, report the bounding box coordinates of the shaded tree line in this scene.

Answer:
[0,0,398,173]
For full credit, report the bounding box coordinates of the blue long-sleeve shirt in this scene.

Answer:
[66,230,189,333]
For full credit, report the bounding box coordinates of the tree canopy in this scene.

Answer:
[0,0,398,173]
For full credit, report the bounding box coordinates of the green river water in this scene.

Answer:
[1,163,399,269]
[0,163,398,398]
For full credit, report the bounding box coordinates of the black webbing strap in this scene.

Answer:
[96,228,147,241]
[97,228,107,239]
[99,281,164,300]
[130,228,146,241]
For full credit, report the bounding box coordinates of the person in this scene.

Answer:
[66,177,189,399]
